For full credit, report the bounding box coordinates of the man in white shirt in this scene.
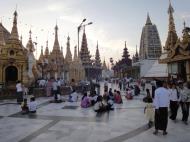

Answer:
[16,81,23,104]
[169,83,180,121]
[153,81,170,135]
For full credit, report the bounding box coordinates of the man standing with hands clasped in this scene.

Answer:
[153,81,170,135]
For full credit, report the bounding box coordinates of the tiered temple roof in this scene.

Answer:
[113,41,132,71]
[80,28,92,66]
[94,41,101,67]
[65,36,72,63]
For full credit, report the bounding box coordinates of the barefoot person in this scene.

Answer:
[153,81,170,135]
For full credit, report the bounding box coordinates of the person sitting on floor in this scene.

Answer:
[21,99,29,114]
[107,96,114,111]
[89,91,98,106]
[81,92,91,108]
[55,94,63,103]
[125,88,133,100]
[68,90,78,102]
[114,91,123,104]
[94,96,107,113]
[29,96,37,113]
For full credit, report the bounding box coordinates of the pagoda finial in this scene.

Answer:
[52,23,60,51]
[183,20,186,29]
[168,0,174,14]
[146,13,152,25]
[44,40,49,56]
[164,0,178,50]
[10,10,19,40]
[97,41,98,49]
[125,41,127,48]
[41,46,43,55]
[29,29,32,40]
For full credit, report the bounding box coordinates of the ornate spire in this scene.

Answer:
[10,10,19,40]
[95,41,101,67]
[26,30,35,52]
[29,29,32,40]
[135,45,139,57]
[164,0,178,50]
[39,46,44,61]
[65,35,72,62]
[74,45,78,61]
[44,40,49,56]
[80,28,92,65]
[52,23,60,51]
[123,41,130,59]
[102,59,107,70]
[146,13,152,25]
[0,23,5,47]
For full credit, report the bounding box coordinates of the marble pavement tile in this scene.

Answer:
[0,117,51,142]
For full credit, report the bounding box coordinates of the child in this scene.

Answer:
[29,96,37,113]
[21,99,29,114]
[143,89,154,128]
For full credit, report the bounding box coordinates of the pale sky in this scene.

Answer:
[1,0,190,64]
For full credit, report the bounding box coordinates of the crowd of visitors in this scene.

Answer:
[15,77,190,137]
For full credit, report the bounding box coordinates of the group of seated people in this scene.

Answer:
[21,96,37,114]
[80,88,124,113]
[20,86,127,115]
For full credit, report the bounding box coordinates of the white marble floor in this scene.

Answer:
[0,83,189,142]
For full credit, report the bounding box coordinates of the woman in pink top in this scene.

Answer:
[81,92,90,108]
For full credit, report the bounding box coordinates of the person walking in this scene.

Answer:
[179,82,190,125]
[52,79,58,101]
[16,81,24,104]
[169,83,180,121]
[153,81,170,135]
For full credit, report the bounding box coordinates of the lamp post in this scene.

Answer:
[78,18,86,55]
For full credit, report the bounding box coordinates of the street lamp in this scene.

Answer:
[78,18,86,55]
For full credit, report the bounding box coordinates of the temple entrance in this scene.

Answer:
[5,66,18,82]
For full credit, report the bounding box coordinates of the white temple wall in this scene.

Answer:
[140,59,156,78]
